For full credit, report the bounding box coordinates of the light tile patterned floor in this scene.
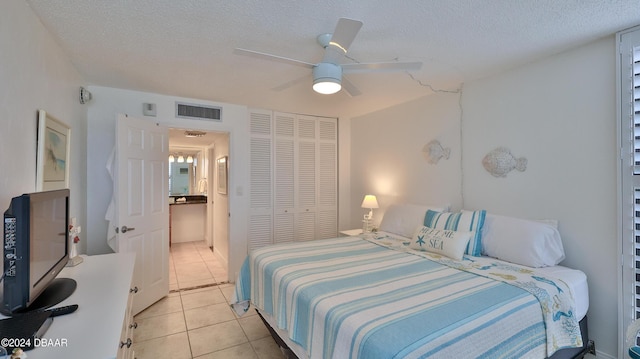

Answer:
[132,241,285,359]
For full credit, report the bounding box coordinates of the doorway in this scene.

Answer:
[168,128,230,290]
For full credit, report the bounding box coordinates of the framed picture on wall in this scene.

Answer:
[36,110,71,191]
[217,156,228,194]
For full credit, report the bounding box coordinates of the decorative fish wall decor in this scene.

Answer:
[422,140,450,165]
[482,147,527,177]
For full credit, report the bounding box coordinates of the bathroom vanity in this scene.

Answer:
[169,195,207,245]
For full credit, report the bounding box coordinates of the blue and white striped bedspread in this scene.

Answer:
[232,236,581,359]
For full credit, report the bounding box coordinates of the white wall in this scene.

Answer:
[85,86,248,278]
[350,92,463,229]
[463,36,617,358]
[350,36,617,357]
[0,1,87,252]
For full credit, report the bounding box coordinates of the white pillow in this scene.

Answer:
[481,214,565,267]
[378,203,449,238]
[409,226,472,260]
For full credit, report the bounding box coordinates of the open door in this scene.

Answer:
[115,114,169,315]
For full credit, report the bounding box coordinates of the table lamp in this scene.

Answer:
[361,195,379,232]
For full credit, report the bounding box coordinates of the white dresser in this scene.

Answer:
[18,252,137,358]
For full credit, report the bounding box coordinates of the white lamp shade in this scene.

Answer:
[313,80,341,95]
[361,195,379,209]
[312,63,342,95]
[177,155,185,163]
[169,154,175,162]
[186,155,194,163]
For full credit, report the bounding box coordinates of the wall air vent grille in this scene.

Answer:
[175,102,222,121]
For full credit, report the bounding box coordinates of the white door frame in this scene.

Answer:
[168,128,229,260]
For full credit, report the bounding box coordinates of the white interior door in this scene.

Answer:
[207,145,215,249]
[116,114,169,315]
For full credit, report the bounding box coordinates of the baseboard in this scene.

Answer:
[213,246,228,269]
[593,349,617,359]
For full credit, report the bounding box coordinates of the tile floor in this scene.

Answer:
[132,240,285,359]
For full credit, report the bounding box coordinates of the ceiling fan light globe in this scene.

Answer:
[313,63,342,94]
[313,80,341,94]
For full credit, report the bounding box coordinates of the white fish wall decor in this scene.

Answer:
[482,147,527,177]
[422,140,450,165]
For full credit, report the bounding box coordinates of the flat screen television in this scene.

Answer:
[1,189,76,315]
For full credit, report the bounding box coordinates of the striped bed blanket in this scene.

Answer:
[232,236,582,359]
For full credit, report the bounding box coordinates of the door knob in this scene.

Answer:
[121,225,136,233]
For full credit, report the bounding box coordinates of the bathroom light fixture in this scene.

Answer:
[312,63,342,95]
[177,154,185,163]
[169,154,175,162]
[185,130,206,138]
[361,194,379,232]
[186,155,194,163]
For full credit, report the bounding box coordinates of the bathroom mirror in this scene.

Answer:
[170,162,193,195]
[169,151,200,195]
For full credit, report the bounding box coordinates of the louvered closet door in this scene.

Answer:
[297,115,317,241]
[621,29,640,348]
[317,118,338,239]
[248,110,273,251]
[274,113,296,243]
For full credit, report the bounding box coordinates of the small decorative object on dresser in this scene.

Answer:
[67,217,83,267]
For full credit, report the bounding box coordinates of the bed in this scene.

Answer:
[231,205,594,359]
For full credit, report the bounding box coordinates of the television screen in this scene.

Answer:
[2,189,74,315]
[29,194,67,292]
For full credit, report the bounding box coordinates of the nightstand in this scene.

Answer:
[339,229,363,236]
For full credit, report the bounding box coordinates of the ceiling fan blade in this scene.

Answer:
[330,18,363,52]
[271,74,310,92]
[341,76,362,97]
[322,18,363,63]
[342,61,423,74]
[234,48,314,69]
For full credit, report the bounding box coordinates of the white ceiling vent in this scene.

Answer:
[175,102,221,121]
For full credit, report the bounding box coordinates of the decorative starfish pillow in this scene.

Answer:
[423,209,487,256]
[409,226,472,260]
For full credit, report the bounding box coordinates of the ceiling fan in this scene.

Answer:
[234,18,422,96]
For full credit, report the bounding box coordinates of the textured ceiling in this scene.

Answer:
[25,0,640,118]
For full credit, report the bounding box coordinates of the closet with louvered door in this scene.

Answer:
[248,109,274,251]
[295,115,318,241]
[316,117,338,239]
[248,109,337,251]
[274,112,296,243]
